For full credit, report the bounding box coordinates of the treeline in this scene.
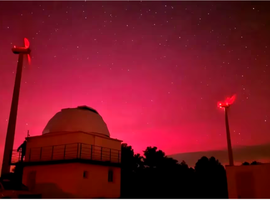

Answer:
[121,144,228,199]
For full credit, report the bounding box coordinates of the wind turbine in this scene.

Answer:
[1,38,31,176]
[217,94,236,166]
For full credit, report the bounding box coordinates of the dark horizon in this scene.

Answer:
[170,142,270,167]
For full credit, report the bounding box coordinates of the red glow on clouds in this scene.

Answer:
[1,2,270,167]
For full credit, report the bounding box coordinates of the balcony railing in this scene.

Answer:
[11,151,23,164]
[11,143,121,165]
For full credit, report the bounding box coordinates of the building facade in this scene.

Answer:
[14,106,122,198]
[226,164,270,198]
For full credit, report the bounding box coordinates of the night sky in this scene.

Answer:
[0,1,270,166]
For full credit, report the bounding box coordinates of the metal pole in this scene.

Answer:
[77,143,79,159]
[79,143,82,159]
[225,107,234,166]
[20,151,22,162]
[29,149,31,161]
[101,147,103,161]
[51,146,54,160]
[9,150,12,165]
[90,145,93,159]
[63,145,66,159]
[1,54,24,176]
[109,149,111,162]
[40,147,42,160]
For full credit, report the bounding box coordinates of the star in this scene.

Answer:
[0,1,270,164]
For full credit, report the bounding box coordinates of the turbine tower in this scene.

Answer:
[217,94,236,166]
[1,38,31,176]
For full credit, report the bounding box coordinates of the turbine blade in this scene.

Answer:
[24,38,30,49]
[27,54,31,65]
[228,94,236,105]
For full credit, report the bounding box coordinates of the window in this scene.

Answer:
[83,171,88,179]
[108,169,113,182]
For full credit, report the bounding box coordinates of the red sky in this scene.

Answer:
[0,2,270,167]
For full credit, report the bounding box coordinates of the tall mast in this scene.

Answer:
[225,107,234,166]
[1,54,24,176]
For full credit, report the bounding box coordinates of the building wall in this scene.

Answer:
[24,132,121,162]
[94,136,121,150]
[25,132,121,150]
[77,163,121,198]
[226,164,270,198]
[22,163,121,198]
[93,136,121,162]
[26,132,95,148]
[22,163,79,198]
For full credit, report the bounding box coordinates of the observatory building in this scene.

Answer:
[15,106,122,198]
[226,164,270,198]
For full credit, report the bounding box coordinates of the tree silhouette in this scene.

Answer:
[194,156,228,198]
[121,143,143,172]
[251,161,261,165]
[143,146,166,168]
[242,161,261,165]
[121,143,147,198]
[140,146,194,198]
[120,144,228,199]
[121,143,140,198]
[242,161,250,165]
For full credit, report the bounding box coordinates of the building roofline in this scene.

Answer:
[20,158,121,168]
[61,106,99,115]
[26,131,122,142]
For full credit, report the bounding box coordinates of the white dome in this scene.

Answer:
[42,106,110,137]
